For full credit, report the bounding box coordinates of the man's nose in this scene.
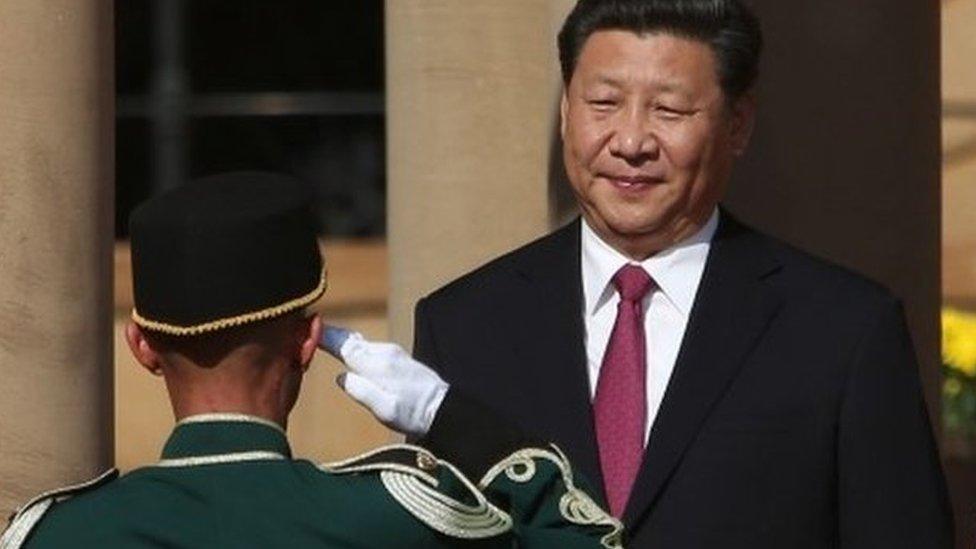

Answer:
[609,111,657,161]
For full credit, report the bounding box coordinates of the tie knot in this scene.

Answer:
[613,264,653,302]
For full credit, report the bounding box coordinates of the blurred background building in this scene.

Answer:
[0,0,973,546]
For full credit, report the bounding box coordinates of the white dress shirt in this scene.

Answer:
[581,209,719,443]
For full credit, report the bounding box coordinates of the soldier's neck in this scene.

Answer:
[171,394,288,430]
[164,360,293,430]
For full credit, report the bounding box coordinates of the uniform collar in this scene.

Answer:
[581,208,719,317]
[161,413,292,460]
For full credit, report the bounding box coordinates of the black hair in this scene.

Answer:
[558,0,763,100]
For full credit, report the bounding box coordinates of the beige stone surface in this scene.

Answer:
[0,1,114,516]
[387,0,572,345]
[943,0,976,101]
[943,0,976,303]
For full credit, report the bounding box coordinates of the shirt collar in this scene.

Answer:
[581,208,719,317]
[161,413,292,460]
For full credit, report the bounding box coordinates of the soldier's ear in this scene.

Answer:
[124,322,163,376]
[298,314,322,369]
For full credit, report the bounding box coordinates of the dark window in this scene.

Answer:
[115,0,385,237]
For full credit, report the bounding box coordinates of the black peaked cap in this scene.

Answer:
[129,172,325,335]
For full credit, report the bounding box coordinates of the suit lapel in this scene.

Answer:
[512,219,607,505]
[622,213,784,527]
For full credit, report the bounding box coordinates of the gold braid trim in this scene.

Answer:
[176,413,287,435]
[154,451,287,468]
[379,469,512,539]
[1,469,119,549]
[322,444,513,540]
[479,445,624,549]
[131,269,327,336]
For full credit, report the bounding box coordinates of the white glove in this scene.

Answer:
[320,326,449,437]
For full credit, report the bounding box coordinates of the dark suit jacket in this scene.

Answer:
[414,213,953,548]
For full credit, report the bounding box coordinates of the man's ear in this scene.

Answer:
[298,314,323,370]
[124,321,164,376]
[560,90,569,139]
[729,91,757,156]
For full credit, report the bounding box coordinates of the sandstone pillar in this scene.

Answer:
[0,0,114,516]
[387,0,573,345]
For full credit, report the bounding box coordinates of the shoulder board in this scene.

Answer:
[479,445,624,549]
[1,468,118,549]
[320,444,512,539]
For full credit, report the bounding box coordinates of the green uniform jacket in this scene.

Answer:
[2,415,621,548]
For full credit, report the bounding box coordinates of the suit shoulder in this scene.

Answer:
[421,223,576,310]
[1,469,118,549]
[755,229,899,310]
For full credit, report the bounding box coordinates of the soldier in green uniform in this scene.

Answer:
[1,172,621,549]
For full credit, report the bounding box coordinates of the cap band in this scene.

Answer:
[131,269,328,336]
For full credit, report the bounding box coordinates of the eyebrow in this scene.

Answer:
[591,75,624,88]
[586,74,688,95]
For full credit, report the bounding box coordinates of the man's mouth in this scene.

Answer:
[601,174,663,190]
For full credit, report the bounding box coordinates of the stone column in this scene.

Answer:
[387,0,572,345]
[0,1,114,516]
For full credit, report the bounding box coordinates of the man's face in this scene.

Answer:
[561,30,754,256]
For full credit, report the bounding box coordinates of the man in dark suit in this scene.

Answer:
[413,0,954,547]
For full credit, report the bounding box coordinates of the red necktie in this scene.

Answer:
[594,264,653,517]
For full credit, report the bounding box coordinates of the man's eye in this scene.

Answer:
[588,99,617,109]
[655,106,690,119]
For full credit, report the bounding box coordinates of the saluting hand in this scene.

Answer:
[319,326,449,437]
